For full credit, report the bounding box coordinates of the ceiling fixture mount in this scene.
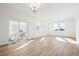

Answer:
[31,3,40,13]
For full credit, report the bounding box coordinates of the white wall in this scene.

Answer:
[0,17,9,45]
[0,3,77,45]
[76,19,79,43]
[0,4,49,45]
[49,19,76,37]
[28,20,48,39]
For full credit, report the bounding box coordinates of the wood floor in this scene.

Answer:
[0,36,79,56]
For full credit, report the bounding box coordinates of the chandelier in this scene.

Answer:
[31,3,40,13]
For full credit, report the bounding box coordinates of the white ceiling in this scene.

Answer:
[0,3,79,21]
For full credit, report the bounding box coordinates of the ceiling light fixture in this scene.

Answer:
[30,3,40,13]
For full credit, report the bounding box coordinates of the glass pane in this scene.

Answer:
[59,22,65,31]
[9,20,19,41]
[54,23,59,31]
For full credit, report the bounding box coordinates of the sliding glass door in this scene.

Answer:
[9,20,28,43]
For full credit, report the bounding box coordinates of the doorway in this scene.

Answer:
[9,20,28,43]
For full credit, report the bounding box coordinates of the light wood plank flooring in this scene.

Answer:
[0,36,79,56]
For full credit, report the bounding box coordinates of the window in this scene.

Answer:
[59,22,65,31]
[9,20,19,36]
[9,20,28,42]
[54,23,59,31]
[54,21,65,31]
[9,20,19,41]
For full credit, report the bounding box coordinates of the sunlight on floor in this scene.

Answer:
[56,37,66,42]
[56,37,78,44]
[14,40,34,51]
[40,37,45,41]
[64,38,78,44]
